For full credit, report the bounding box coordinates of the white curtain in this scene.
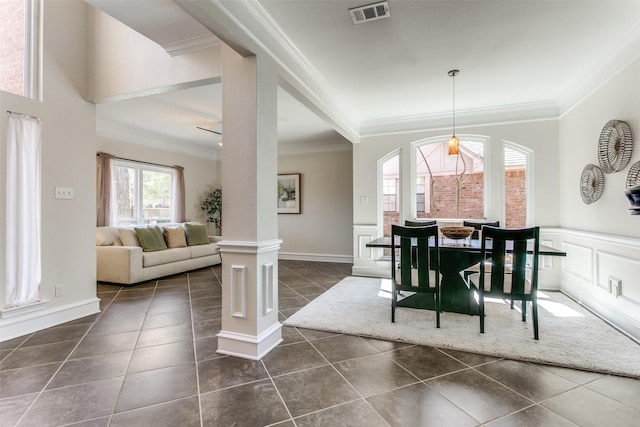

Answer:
[5,112,42,308]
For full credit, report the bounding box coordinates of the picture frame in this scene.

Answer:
[277,173,301,214]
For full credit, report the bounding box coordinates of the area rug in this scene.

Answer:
[284,276,640,378]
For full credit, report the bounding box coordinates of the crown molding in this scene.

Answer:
[97,121,220,161]
[558,22,640,116]
[188,0,360,143]
[359,101,559,137]
[97,120,349,159]
[278,139,352,157]
[163,33,221,57]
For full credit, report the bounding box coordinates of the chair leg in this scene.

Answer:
[435,292,440,328]
[521,299,527,322]
[479,292,485,333]
[391,290,396,323]
[532,300,539,340]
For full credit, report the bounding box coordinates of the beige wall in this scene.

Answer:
[86,5,221,102]
[559,56,640,238]
[278,149,353,262]
[1,1,98,337]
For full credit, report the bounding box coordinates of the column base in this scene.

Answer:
[217,321,283,360]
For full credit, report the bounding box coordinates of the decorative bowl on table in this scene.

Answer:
[440,226,474,240]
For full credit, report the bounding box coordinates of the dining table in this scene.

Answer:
[366,236,566,315]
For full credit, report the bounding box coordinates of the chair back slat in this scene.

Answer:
[481,226,540,296]
[391,224,439,290]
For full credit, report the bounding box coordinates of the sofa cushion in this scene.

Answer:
[96,228,115,246]
[142,247,190,267]
[189,243,219,259]
[163,226,187,248]
[119,228,140,247]
[184,223,209,246]
[135,226,167,252]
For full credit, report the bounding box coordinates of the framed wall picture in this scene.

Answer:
[277,173,301,214]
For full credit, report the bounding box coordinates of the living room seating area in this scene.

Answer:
[96,223,221,285]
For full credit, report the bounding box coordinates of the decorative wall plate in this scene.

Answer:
[626,160,640,188]
[580,164,604,204]
[597,119,633,173]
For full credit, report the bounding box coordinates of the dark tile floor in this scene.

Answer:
[1,260,639,426]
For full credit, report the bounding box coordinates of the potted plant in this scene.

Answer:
[201,186,222,235]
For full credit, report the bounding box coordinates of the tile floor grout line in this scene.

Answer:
[187,270,206,427]
[9,283,131,427]
[108,279,158,421]
[262,358,297,425]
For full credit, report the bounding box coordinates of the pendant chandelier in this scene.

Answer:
[448,69,460,156]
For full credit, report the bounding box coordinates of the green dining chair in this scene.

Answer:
[391,224,441,328]
[467,226,541,339]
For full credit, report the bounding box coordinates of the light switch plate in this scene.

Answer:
[54,186,74,199]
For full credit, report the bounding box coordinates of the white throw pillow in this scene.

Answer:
[96,229,114,246]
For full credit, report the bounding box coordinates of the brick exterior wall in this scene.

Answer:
[0,0,25,96]
[383,168,526,235]
[425,173,485,219]
[505,169,526,228]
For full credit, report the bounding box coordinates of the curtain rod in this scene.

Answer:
[7,110,41,121]
[96,153,178,169]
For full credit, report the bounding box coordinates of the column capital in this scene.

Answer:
[217,239,282,254]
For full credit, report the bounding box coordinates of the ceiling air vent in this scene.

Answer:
[349,1,390,24]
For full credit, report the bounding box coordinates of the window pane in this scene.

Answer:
[415,140,484,219]
[505,146,527,228]
[382,155,399,236]
[142,170,171,223]
[0,0,25,96]
[416,177,425,213]
[115,166,136,224]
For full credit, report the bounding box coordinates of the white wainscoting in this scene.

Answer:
[551,228,640,342]
[351,224,390,277]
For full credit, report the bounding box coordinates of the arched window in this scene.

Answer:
[414,136,486,219]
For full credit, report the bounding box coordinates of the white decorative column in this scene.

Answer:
[216,44,282,360]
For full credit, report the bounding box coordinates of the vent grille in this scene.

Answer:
[349,1,390,24]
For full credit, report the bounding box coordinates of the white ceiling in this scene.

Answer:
[93,0,640,155]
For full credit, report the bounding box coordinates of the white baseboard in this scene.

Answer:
[279,252,353,264]
[565,287,640,343]
[0,298,100,342]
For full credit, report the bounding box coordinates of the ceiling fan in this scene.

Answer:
[196,126,222,135]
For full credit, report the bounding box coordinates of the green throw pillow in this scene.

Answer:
[134,226,168,252]
[184,223,209,246]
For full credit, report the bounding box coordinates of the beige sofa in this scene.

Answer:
[96,223,221,285]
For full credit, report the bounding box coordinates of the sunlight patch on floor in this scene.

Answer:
[538,299,584,317]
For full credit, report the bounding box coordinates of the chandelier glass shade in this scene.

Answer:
[448,69,460,156]
[448,135,459,156]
